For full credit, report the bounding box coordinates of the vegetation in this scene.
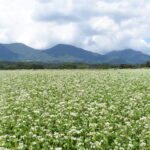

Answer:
[1,43,150,64]
[0,61,150,70]
[0,70,149,149]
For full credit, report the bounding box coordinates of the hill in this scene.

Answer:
[2,43,53,62]
[43,44,106,63]
[0,45,18,61]
[0,43,150,64]
[105,49,150,64]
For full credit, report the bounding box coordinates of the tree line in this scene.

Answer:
[0,61,150,70]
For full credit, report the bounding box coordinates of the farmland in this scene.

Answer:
[0,69,149,149]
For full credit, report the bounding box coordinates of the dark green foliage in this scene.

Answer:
[119,64,136,69]
[144,61,150,67]
[0,62,44,70]
[15,62,44,69]
[0,61,148,70]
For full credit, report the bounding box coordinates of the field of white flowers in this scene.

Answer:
[0,69,149,150]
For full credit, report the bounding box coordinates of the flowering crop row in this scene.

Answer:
[0,69,149,149]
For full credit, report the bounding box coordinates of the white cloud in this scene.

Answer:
[0,0,150,54]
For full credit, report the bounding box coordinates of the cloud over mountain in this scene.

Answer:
[0,0,150,54]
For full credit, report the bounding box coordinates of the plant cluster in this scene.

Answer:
[0,70,149,149]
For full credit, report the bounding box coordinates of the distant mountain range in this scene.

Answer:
[0,43,150,64]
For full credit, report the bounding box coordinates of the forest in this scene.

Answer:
[0,61,150,70]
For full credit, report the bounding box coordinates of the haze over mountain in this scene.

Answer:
[0,43,150,64]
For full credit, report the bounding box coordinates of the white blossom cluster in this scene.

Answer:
[0,69,149,149]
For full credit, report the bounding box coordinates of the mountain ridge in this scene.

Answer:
[0,43,150,64]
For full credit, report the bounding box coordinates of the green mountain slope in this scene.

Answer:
[105,49,150,64]
[0,45,19,61]
[43,44,106,63]
[3,43,53,62]
[0,43,150,64]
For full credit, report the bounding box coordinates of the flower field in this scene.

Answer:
[0,69,149,150]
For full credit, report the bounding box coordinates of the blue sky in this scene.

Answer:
[0,0,150,54]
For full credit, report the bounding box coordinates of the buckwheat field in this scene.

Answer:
[0,70,149,150]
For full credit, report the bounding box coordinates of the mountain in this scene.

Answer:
[43,44,106,63]
[0,43,150,64]
[105,49,150,64]
[0,45,18,61]
[2,43,53,62]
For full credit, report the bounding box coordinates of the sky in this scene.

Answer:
[0,0,150,54]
